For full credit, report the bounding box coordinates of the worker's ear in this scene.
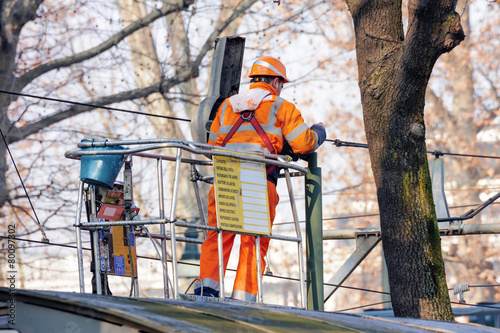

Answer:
[270,77,280,89]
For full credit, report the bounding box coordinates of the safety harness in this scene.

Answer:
[221,110,276,175]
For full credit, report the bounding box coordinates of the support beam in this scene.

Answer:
[324,223,500,240]
[323,223,500,304]
[323,234,381,303]
[306,153,323,311]
[430,157,451,228]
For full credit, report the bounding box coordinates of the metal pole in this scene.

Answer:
[169,148,182,299]
[305,152,324,311]
[191,164,208,239]
[323,223,500,240]
[89,186,102,295]
[157,159,169,298]
[381,251,391,308]
[133,269,139,297]
[91,230,102,295]
[75,181,85,293]
[284,168,306,308]
[256,236,263,303]
[217,230,225,299]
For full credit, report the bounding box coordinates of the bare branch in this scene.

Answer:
[0,0,43,52]
[5,0,256,143]
[15,1,193,92]
[193,0,258,68]
[6,65,196,143]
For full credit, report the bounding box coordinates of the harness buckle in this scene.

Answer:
[241,111,254,122]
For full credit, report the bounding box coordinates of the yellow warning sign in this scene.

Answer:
[214,153,271,235]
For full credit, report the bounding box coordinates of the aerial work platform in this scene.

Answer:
[65,138,313,307]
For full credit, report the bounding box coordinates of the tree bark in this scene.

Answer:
[345,0,464,319]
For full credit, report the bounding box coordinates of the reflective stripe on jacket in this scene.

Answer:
[208,82,319,154]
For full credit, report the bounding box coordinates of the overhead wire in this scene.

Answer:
[332,138,500,160]
[2,89,500,234]
[336,301,392,313]
[451,301,500,311]
[0,127,49,242]
[2,89,499,160]
[335,291,500,314]
[6,235,500,313]
[4,87,500,251]
[275,201,500,227]
[336,299,500,314]
[2,89,500,310]
[448,284,500,291]
[0,235,393,297]
[0,89,191,123]
[0,236,78,250]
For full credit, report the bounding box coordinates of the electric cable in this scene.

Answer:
[336,301,392,313]
[10,234,500,304]
[1,88,498,160]
[323,282,390,295]
[0,89,191,122]
[469,284,500,288]
[0,127,49,243]
[3,88,500,309]
[0,236,81,250]
[451,301,500,311]
[275,201,500,227]
[184,278,199,294]
[331,138,500,160]
[8,231,500,296]
[1,235,395,297]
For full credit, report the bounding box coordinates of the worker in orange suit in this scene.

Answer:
[194,56,326,301]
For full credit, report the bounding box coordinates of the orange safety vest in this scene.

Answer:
[208,82,318,161]
[221,106,279,175]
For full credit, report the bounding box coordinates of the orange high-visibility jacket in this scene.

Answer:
[208,82,320,155]
[199,82,319,301]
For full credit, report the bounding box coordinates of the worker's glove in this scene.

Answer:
[280,140,301,161]
[311,122,326,146]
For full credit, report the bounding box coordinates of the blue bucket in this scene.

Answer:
[80,139,128,189]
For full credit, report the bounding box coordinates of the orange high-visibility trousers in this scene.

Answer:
[197,181,279,301]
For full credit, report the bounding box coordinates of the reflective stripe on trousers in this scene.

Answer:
[196,182,279,300]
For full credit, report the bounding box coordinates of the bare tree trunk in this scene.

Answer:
[345,0,464,319]
[0,0,43,208]
[116,0,198,220]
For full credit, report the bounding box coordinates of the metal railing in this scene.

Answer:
[65,139,309,307]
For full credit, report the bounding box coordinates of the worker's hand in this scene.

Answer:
[311,123,326,146]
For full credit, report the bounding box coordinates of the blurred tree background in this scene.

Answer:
[0,0,499,317]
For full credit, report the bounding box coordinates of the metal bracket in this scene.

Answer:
[453,283,470,304]
[324,233,381,303]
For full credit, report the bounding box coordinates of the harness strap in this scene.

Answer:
[221,111,276,175]
[221,116,245,147]
[249,117,275,154]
